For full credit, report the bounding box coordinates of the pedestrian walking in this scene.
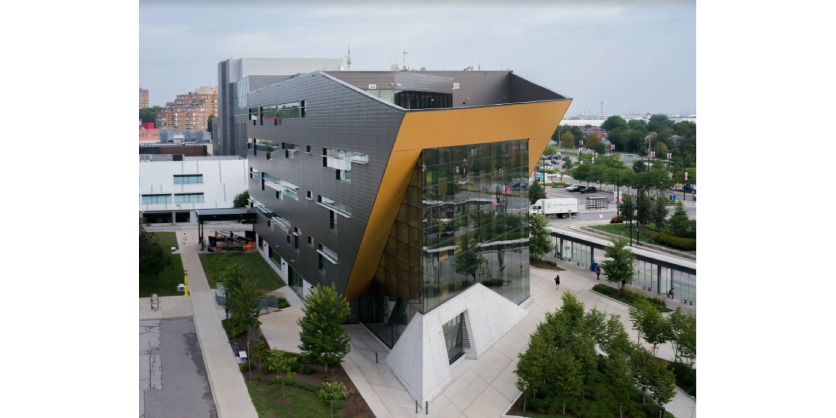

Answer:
[554,274,560,287]
[596,266,601,280]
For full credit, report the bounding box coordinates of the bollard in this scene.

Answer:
[375,352,378,364]
[426,401,428,415]
[415,400,418,413]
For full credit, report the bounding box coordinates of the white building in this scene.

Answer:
[139,155,248,224]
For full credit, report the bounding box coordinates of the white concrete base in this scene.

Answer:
[385,283,528,404]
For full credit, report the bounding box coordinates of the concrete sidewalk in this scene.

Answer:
[335,256,696,417]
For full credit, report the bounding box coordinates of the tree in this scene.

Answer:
[297,283,351,372]
[221,264,261,338]
[644,356,676,416]
[139,221,170,276]
[559,131,575,149]
[551,348,583,415]
[265,349,297,398]
[650,195,669,230]
[602,115,628,132]
[620,194,636,226]
[233,190,250,207]
[543,145,558,156]
[528,213,553,261]
[139,106,162,124]
[669,308,696,366]
[528,180,546,204]
[454,237,485,286]
[607,350,634,418]
[629,300,671,355]
[601,237,635,293]
[584,132,602,149]
[318,381,348,418]
[668,202,691,237]
[515,331,551,412]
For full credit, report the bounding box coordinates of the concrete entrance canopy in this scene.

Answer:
[194,208,256,243]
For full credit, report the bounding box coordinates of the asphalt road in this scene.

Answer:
[542,182,696,222]
[140,317,216,418]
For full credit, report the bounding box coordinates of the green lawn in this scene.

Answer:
[247,379,343,418]
[589,223,661,245]
[199,253,285,291]
[139,232,184,297]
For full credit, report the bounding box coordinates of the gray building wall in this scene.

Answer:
[217,58,344,156]
[244,72,405,297]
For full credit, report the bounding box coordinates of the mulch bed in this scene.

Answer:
[530,259,565,271]
[230,331,374,418]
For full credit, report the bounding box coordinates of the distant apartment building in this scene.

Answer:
[139,155,247,224]
[139,88,149,109]
[158,86,219,132]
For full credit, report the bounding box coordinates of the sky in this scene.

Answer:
[139,0,696,117]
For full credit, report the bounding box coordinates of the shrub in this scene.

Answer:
[281,379,320,392]
[670,361,697,397]
[278,297,290,309]
[239,362,251,373]
[292,363,317,375]
[610,215,623,223]
[481,278,504,287]
[656,233,696,251]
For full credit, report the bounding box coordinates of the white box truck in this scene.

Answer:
[529,198,579,218]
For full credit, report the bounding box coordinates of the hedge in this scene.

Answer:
[655,233,696,251]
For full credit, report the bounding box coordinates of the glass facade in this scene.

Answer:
[359,139,531,348]
[395,91,453,109]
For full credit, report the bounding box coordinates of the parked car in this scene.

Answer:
[581,186,597,194]
[576,186,588,193]
[565,184,583,192]
[683,184,696,193]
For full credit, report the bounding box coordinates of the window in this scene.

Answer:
[174,193,204,203]
[261,101,305,125]
[323,148,369,171]
[330,210,337,230]
[317,195,351,218]
[293,227,300,250]
[141,194,171,204]
[317,243,338,264]
[173,174,203,184]
[263,173,299,201]
[307,235,313,247]
[306,145,311,154]
[306,191,313,200]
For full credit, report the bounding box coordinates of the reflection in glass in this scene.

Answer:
[359,139,531,348]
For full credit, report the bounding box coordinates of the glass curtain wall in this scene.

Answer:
[421,140,531,312]
[359,139,531,348]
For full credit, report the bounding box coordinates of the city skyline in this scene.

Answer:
[139,0,695,117]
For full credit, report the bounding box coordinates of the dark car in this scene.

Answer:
[683,184,696,193]
[576,186,588,193]
[581,186,597,194]
[566,184,583,192]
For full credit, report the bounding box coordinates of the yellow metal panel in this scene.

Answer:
[343,99,571,300]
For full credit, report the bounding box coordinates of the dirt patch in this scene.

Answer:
[530,259,564,271]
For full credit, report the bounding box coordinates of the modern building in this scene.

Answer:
[139,88,149,109]
[157,86,219,132]
[215,58,345,156]
[139,155,248,224]
[220,64,571,403]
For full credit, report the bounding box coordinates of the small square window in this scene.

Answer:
[306,191,313,200]
[307,235,313,246]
